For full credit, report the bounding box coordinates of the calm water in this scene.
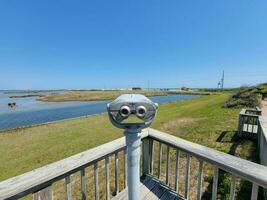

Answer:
[0,91,202,130]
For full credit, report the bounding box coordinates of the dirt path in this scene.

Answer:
[262,100,267,116]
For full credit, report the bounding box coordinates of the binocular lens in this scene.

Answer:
[120,106,131,118]
[136,106,147,118]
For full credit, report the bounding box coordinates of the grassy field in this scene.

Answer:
[0,92,259,199]
[0,92,256,180]
[36,89,210,102]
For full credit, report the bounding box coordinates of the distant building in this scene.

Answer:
[181,87,189,91]
[132,87,142,91]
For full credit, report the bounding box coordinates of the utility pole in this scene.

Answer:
[221,70,224,90]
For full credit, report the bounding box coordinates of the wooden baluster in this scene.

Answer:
[65,176,72,200]
[229,175,236,200]
[238,114,243,137]
[150,139,154,175]
[115,152,119,195]
[251,183,259,200]
[212,167,219,200]
[81,169,86,200]
[143,138,152,175]
[105,157,110,200]
[32,186,53,200]
[94,163,99,200]
[174,149,180,193]
[185,154,191,199]
[158,142,162,179]
[166,146,170,185]
[123,149,127,189]
[141,141,144,175]
[197,160,203,200]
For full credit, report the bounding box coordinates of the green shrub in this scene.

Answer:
[224,84,266,108]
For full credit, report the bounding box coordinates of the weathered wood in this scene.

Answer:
[94,162,99,200]
[32,186,53,200]
[197,160,203,200]
[158,142,162,179]
[105,157,110,200]
[65,176,72,200]
[229,175,236,200]
[238,114,244,137]
[148,128,267,189]
[174,149,180,192]
[212,167,219,200]
[142,138,151,175]
[123,149,127,189]
[112,175,180,200]
[81,169,86,200]
[184,154,191,199]
[115,152,119,195]
[251,183,259,200]
[165,146,170,185]
[3,127,267,200]
[150,139,154,175]
[0,130,149,200]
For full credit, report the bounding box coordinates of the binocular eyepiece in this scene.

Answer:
[107,94,158,129]
[119,105,147,119]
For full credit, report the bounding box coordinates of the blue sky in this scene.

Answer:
[0,1,267,89]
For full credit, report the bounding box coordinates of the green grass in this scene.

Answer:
[0,92,256,182]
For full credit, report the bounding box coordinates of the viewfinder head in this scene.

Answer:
[107,94,158,130]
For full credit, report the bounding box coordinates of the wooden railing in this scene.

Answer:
[0,130,149,200]
[1,129,267,199]
[237,107,262,138]
[144,129,267,200]
[258,116,267,199]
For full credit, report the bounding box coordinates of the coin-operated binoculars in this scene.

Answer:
[107,94,158,200]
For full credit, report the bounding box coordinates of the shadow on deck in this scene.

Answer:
[113,175,183,200]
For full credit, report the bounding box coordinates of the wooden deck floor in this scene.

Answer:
[112,175,183,200]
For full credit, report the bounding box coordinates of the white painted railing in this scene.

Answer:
[1,128,267,199]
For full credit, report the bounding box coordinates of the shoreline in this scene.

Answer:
[36,90,210,102]
[0,93,208,132]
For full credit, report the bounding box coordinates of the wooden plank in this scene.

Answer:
[197,160,203,200]
[158,143,162,179]
[212,167,219,200]
[229,175,236,200]
[174,149,180,193]
[166,146,170,185]
[32,186,53,200]
[115,152,119,195]
[105,157,110,200]
[143,138,151,175]
[184,154,191,199]
[0,129,149,200]
[65,176,72,200]
[94,163,99,200]
[112,175,157,200]
[148,128,267,189]
[251,183,258,200]
[150,139,154,175]
[123,149,127,189]
[81,169,86,200]
[238,114,244,137]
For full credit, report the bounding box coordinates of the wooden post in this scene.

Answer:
[238,114,244,137]
[142,138,152,175]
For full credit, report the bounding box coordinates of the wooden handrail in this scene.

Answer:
[0,130,149,199]
[1,127,267,199]
[148,128,267,189]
